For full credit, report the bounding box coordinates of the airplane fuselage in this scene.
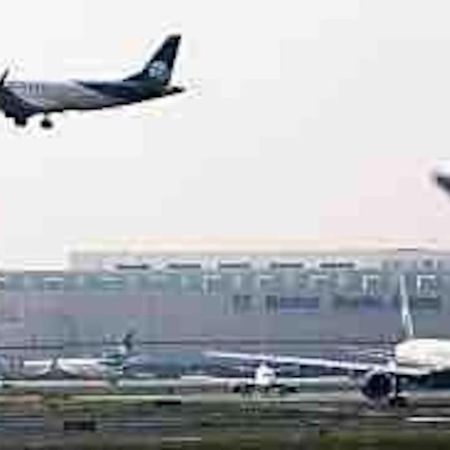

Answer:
[395,339,450,370]
[3,80,171,114]
[57,357,119,379]
[22,356,124,379]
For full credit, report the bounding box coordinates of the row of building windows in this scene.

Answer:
[75,253,446,272]
[232,294,442,313]
[0,272,442,296]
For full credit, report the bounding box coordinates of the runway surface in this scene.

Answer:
[1,381,450,447]
[0,375,353,392]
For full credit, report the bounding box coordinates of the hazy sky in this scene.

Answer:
[1,0,450,268]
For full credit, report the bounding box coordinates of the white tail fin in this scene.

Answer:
[399,274,414,340]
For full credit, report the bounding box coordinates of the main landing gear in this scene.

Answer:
[388,393,409,408]
[11,115,54,129]
[387,376,409,408]
[40,116,54,130]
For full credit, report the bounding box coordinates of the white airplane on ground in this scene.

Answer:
[206,275,450,406]
[0,34,184,129]
[21,331,135,380]
[198,362,298,395]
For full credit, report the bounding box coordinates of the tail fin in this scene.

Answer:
[117,330,135,357]
[123,330,135,353]
[126,35,181,84]
[399,274,415,340]
[102,330,135,365]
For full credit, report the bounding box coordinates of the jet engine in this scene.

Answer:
[360,370,395,401]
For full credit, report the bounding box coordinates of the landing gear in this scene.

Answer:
[232,384,253,396]
[388,393,409,408]
[40,116,54,130]
[14,117,27,128]
[388,376,409,408]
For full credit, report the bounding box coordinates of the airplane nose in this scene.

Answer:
[433,171,450,196]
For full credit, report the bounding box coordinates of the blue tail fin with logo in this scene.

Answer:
[126,35,181,84]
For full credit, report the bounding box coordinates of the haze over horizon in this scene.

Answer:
[1,1,450,268]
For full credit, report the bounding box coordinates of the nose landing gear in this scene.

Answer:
[14,117,28,128]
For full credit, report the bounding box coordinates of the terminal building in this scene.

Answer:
[0,241,449,357]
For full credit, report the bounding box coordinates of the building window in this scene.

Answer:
[4,275,25,291]
[362,275,381,296]
[164,273,182,292]
[334,296,359,310]
[181,274,203,293]
[359,296,384,309]
[116,263,151,271]
[259,274,280,292]
[99,275,126,291]
[264,295,319,312]
[335,271,360,292]
[319,262,355,270]
[167,263,202,270]
[41,277,65,291]
[412,296,441,311]
[297,273,309,290]
[144,274,165,291]
[421,259,435,270]
[265,295,279,312]
[232,294,252,313]
[310,274,331,292]
[417,274,438,297]
[279,296,319,311]
[333,295,383,310]
[219,273,245,292]
[269,262,304,270]
[276,273,297,291]
[219,262,251,270]
[203,275,221,294]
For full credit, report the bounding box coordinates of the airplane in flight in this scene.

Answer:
[0,34,184,129]
[206,275,450,406]
[21,331,135,381]
[433,171,450,197]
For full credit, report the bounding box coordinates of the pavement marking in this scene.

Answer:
[406,417,450,423]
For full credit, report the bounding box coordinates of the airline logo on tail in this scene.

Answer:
[147,61,170,83]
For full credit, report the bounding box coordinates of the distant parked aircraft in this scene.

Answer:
[22,331,135,380]
[0,35,184,129]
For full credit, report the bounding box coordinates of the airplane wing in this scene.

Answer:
[133,375,352,389]
[204,351,429,378]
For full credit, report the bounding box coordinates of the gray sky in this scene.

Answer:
[1,0,450,268]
